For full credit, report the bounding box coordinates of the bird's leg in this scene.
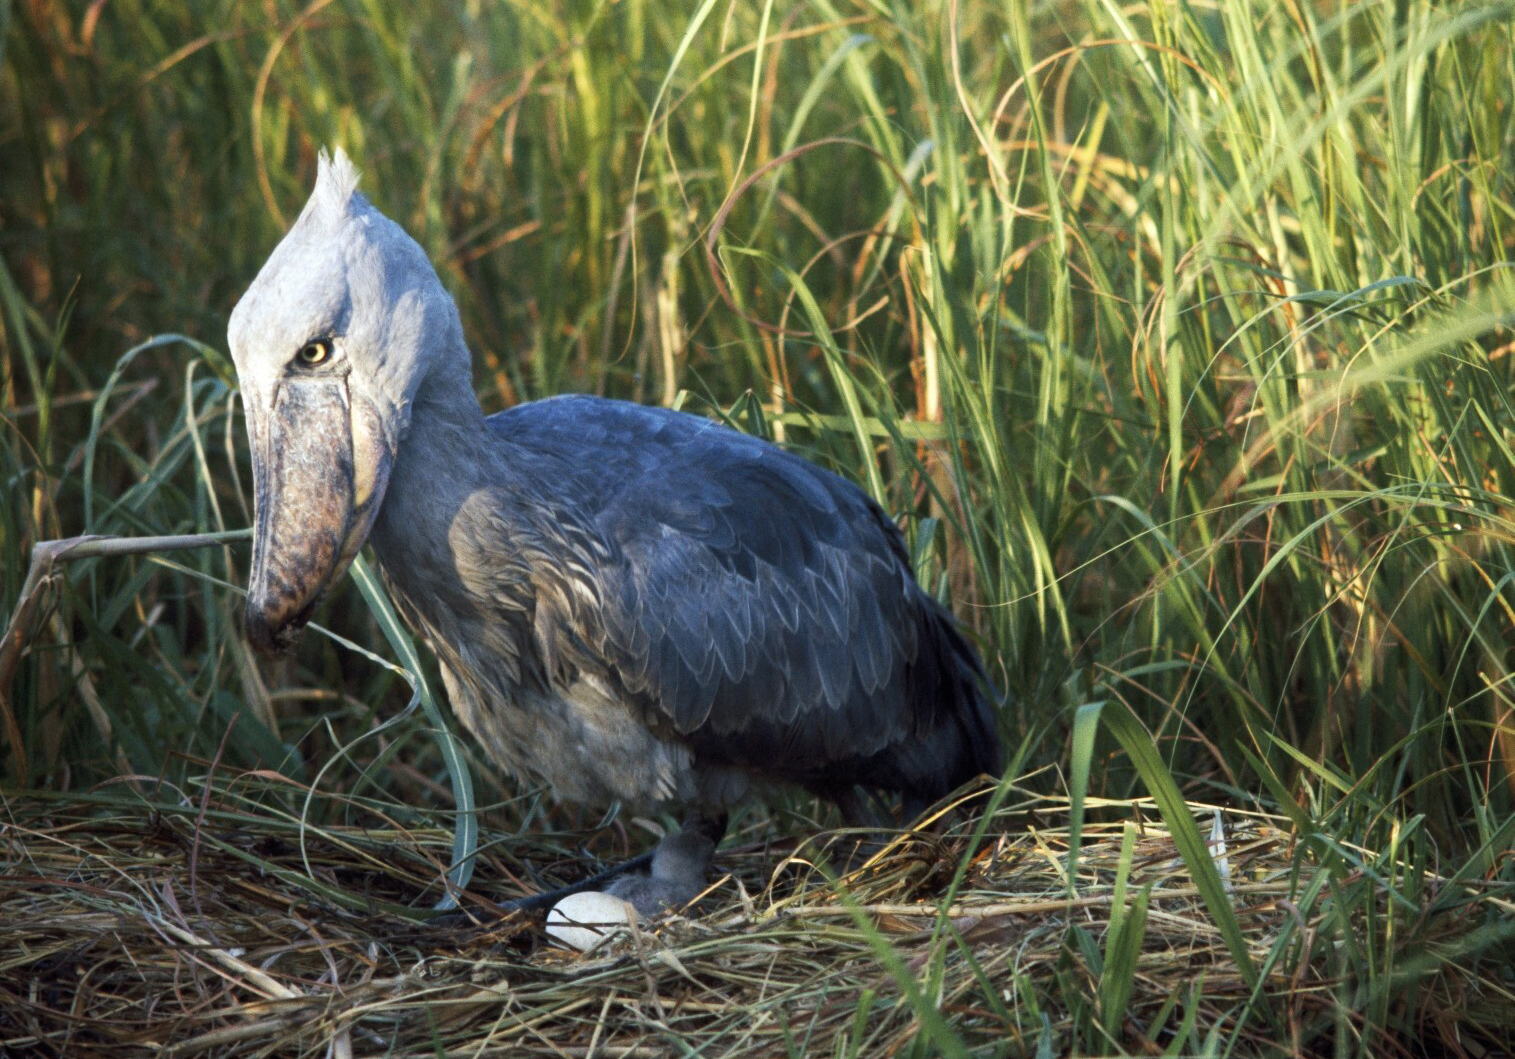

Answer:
[605,811,728,917]
[432,814,725,926]
[432,848,656,923]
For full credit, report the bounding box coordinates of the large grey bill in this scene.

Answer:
[244,380,389,653]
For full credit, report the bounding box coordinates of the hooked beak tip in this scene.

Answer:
[244,598,308,655]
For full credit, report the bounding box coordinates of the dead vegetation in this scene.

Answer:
[3,776,1507,1058]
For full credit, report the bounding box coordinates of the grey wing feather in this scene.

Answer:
[491,395,996,796]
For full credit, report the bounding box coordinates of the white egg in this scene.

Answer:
[545,891,639,952]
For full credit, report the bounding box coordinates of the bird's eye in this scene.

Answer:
[297,338,333,365]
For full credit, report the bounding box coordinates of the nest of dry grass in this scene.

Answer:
[0,775,1505,1058]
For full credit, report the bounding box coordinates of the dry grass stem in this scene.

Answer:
[2,779,1501,1057]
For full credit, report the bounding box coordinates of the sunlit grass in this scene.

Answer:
[2,0,1513,1053]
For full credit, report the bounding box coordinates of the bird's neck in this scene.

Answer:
[407,359,486,436]
[366,364,492,588]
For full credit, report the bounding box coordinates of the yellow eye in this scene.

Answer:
[297,338,332,365]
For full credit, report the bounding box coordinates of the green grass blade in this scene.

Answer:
[350,554,477,908]
[1080,699,1263,995]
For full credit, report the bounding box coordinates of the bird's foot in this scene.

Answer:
[426,813,726,926]
[602,812,726,917]
[427,849,653,926]
[602,873,702,918]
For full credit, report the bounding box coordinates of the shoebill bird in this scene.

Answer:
[228,149,1002,917]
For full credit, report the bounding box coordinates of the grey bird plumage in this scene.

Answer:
[229,149,1002,914]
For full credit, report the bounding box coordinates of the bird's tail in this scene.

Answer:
[896,602,1004,810]
[937,612,1004,785]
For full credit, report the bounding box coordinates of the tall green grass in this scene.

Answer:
[3,0,1513,1052]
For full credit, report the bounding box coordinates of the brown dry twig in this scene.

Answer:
[2,780,1502,1059]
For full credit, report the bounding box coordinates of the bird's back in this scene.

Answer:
[480,395,1001,810]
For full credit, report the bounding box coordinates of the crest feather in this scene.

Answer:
[311,147,362,223]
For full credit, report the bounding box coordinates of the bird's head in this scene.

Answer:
[228,148,467,652]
